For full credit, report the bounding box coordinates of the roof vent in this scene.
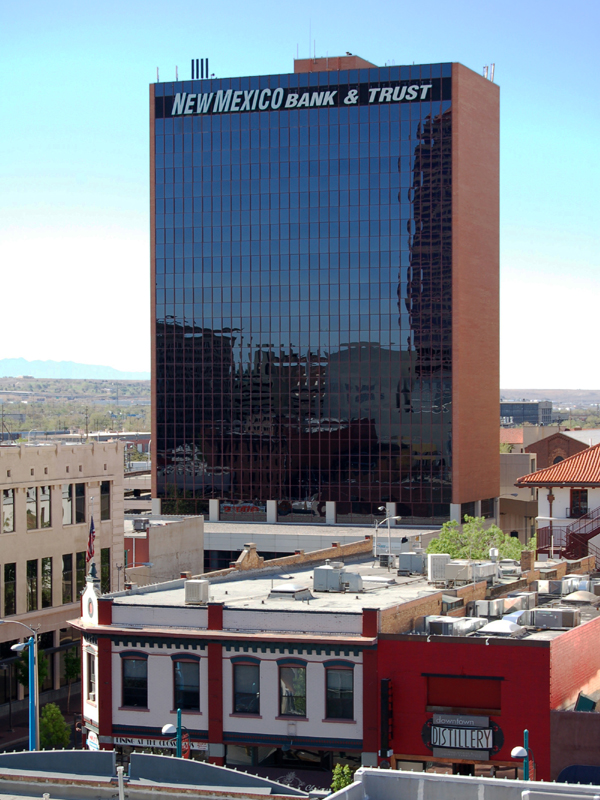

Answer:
[268,583,313,601]
[184,579,209,605]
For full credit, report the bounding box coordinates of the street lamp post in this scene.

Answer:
[0,619,39,750]
[162,708,189,758]
[511,728,535,780]
[374,507,403,567]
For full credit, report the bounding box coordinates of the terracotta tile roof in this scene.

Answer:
[500,428,524,444]
[516,442,600,487]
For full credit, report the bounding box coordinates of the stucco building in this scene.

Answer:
[0,442,123,705]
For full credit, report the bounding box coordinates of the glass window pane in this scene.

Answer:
[62,484,72,526]
[62,554,73,604]
[4,563,16,615]
[174,660,200,711]
[41,556,52,608]
[26,487,37,530]
[27,559,38,612]
[122,658,148,707]
[326,668,353,719]
[234,664,260,714]
[279,666,306,716]
[2,489,14,533]
[101,481,111,521]
[75,484,85,524]
[39,486,51,528]
[76,551,86,595]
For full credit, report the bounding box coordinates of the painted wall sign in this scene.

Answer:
[113,736,208,751]
[155,78,451,119]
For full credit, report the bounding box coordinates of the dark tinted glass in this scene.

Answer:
[174,660,200,710]
[122,658,148,707]
[154,66,453,524]
[234,664,259,714]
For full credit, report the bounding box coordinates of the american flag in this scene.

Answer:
[86,516,96,563]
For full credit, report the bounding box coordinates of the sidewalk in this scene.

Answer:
[0,689,82,752]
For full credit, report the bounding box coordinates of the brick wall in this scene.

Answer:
[201,537,373,580]
[380,581,487,633]
[549,615,600,710]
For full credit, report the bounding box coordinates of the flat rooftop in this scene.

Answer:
[112,556,438,615]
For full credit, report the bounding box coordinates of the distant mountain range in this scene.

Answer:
[0,358,150,381]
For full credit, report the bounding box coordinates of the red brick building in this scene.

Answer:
[378,613,600,780]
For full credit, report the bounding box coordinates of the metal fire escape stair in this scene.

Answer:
[537,505,600,561]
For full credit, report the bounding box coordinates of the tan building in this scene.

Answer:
[0,441,123,704]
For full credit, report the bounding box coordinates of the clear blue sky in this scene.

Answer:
[2,0,598,387]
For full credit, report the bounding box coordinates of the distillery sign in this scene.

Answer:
[422,714,504,760]
[156,78,450,118]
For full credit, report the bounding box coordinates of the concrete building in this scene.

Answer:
[151,56,500,527]
[498,452,537,543]
[124,513,204,587]
[500,401,553,427]
[0,441,123,708]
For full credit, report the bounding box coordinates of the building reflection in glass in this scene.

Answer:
[153,65,453,523]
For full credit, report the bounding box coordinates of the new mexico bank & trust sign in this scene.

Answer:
[155,78,451,119]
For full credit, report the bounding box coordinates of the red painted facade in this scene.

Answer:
[378,616,600,781]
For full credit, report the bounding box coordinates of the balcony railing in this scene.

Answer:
[566,507,589,519]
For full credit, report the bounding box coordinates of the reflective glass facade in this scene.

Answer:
[152,63,456,524]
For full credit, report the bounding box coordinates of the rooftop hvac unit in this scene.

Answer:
[428,554,451,582]
[471,562,497,581]
[499,559,522,577]
[445,561,473,582]
[532,607,580,629]
[313,564,363,592]
[503,595,527,613]
[474,599,505,618]
[133,518,149,531]
[184,579,209,605]
[399,552,425,574]
[427,616,487,636]
[379,554,397,569]
[503,609,532,626]
[562,577,580,594]
[506,592,537,610]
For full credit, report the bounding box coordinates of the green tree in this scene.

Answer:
[427,516,523,561]
[15,649,49,691]
[64,648,81,713]
[40,702,71,749]
[331,764,354,792]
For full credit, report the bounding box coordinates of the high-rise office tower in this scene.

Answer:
[151,57,499,525]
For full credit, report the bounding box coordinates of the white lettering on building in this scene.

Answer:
[170,83,438,116]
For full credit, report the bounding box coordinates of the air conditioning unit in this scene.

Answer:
[428,554,451,583]
[471,562,497,582]
[532,607,580,629]
[133,517,150,531]
[379,554,397,569]
[184,579,209,605]
[427,616,487,636]
[314,563,344,592]
[474,599,505,618]
[341,571,363,592]
[399,552,426,575]
[445,561,473,582]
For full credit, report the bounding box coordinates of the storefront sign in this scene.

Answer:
[421,714,503,758]
[156,78,451,119]
[113,736,208,751]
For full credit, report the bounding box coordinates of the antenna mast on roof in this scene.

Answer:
[490,63,495,82]
[176,65,178,80]
[156,67,160,83]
